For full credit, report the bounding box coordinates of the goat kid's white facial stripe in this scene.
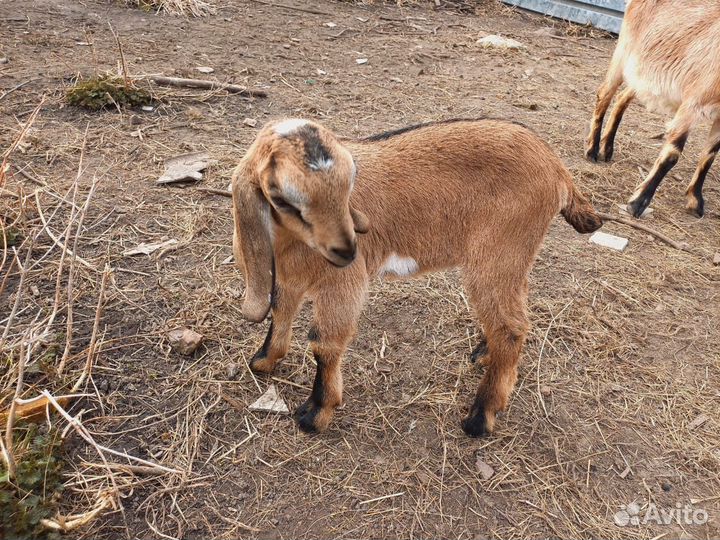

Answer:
[274,118,308,136]
[308,157,334,171]
[379,253,419,277]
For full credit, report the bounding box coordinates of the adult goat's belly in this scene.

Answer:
[624,55,682,115]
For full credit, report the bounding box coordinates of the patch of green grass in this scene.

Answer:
[0,425,64,540]
[66,75,153,111]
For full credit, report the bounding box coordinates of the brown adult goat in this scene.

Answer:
[585,0,720,218]
[232,118,602,437]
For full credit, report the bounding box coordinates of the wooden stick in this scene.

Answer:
[148,76,267,98]
[3,336,28,479]
[597,212,690,252]
[246,0,331,16]
[196,187,231,198]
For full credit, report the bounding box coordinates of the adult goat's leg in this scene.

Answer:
[685,118,720,217]
[585,68,623,162]
[599,87,635,162]
[628,105,695,218]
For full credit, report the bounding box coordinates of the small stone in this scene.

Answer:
[713,253,720,266]
[168,328,204,355]
[196,66,214,74]
[324,22,337,28]
[661,481,672,492]
[141,105,154,112]
[540,385,552,396]
[477,35,525,50]
[243,117,258,128]
[475,455,495,480]
[356,58,368,65]
[589,231,629,252]
[283,43,291,49]
[0,57,8,64]
[30,285,40,296]
[249,384,290,414]
[226,362,241,380]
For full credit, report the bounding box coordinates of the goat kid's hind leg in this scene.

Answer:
[250,285,304,374]
[685,118,720,217]
[599,87,635,162]
[469,333,488,366]
[462,275,529,437]
[585,70,622,161]
[627,105,695,218]
[295,279,367,433]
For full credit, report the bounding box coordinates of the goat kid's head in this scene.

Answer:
[232,119,370,322]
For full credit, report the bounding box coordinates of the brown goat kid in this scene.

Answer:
[585,0,720,218]
[232,118,602,437]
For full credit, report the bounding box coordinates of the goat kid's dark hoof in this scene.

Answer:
[461,414,489,438]
[294,400,321,433]
[249,354,274,374]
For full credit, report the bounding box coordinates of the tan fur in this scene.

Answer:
[585,0,720,218]
[232,118,602,437]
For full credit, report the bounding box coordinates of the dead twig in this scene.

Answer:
[0,244,34,350]
[71,264,110,392]
[196,187,231,198]
[597,212,690,251]
[245,0,331,16]
[148,76,267,97]
[3,333,30,480]
[58,176,98,374]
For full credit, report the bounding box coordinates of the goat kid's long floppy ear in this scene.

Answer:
[232,164,274,323]
[350,206,370,234]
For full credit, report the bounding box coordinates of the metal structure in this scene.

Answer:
[502,0,626,34]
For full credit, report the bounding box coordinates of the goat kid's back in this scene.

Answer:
[345,120,598,277]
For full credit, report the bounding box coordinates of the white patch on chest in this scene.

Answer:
[274,118,308,136]
[379,253,419,278]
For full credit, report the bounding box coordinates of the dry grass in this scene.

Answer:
[1,0,719,538]
[125,0,215,16]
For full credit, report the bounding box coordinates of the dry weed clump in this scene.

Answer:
[125,0,215,16]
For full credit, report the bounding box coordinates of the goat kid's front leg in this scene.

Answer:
[250,285,304,374]
[685,118,720,217]
[295,281,366,433]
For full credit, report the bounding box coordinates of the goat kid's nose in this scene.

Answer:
[330,244,357,263]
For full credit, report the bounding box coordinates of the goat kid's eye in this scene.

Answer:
[271,196,308,225]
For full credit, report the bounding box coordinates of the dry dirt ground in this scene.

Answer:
[1,0,719,539]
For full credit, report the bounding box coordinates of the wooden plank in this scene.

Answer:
[503,0,624,34]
